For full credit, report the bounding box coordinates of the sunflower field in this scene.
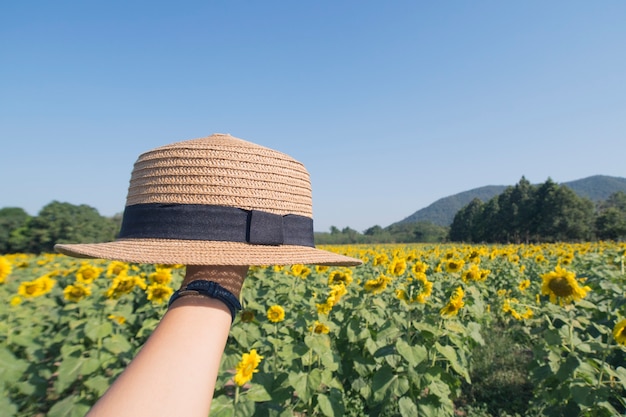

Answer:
[1,242,626,417]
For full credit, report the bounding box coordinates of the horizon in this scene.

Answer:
[2,2,625,232]
[6,173,623,233]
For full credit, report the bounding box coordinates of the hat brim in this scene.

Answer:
[54,239,362,266]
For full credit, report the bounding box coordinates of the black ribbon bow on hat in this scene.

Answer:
[117,203,315,247]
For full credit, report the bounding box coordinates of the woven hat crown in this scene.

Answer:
[127,133,313,217]
[54,133,362,266]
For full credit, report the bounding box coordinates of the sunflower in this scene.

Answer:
[461,264,481,283]
[502,298,533,320]
[445,259,465,273]
[411,261,429,275]
[18,274,56,298]
[0,256,13,283]
[518,279,531,292]
[440,286,465,317]
[316,301,333,315]
[315,265,330,274]
[146,283,174,304]
[75,263,102,284]
[234,349,263,386]
[397,272,432,304]
[148,268,172,285]
[540,266,590,305]
[106,261,130,277]
[373,253,389,267]
[63,283,92,302]
[267,305,285,323]
[613,319,626,346]
[326,283,348,307]
[328,269,353,286]
[105,271,147,299]
[290,264,312,278]
[364,274,392,294]
[310,321,330,334]
[388,257,407,276]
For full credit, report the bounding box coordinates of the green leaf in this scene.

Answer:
[234,399,255,417]
[543,328,562,346]
[427,377,452,401]
[0,347,29,384]
[47,395,91,417]
[556,354,580,381]
[305,334,331,355]
[434,342,470,383]
[346,318,369,342]
[245,383,272,402]
[372,364,395,402]
[84,375,111,397]
[55,356,83,393]
[444,320,465,334]
[210,395,235,417]
[85,321,113,341]
[317,393,335,416]
[81,356,101,376]
[614,366,626,389]
[0,395,17,417]
[103,334,132,355]
[399,396,418,417]
[467,322,485,346]
[570,383,592,407]
[288,369,322,403]
[396,339,427,367]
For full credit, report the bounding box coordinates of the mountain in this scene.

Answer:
[393,175,626,227]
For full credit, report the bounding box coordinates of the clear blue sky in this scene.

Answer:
[2,1,625,232]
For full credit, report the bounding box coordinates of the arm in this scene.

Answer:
[86,265,248,417]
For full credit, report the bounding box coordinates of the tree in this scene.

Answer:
[412,222,448,243]
[0,207,30,253]
[533,182,594,242]
[25,201,120,253]
[509,177,535,243]
[596,192,626,240]
[475,198,500,243]
[449,198,483,242]
[364,225,384,236]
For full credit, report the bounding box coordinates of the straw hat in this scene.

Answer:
[54,133,362,266]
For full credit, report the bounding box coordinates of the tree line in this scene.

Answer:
[2,181,626,254]
[0,201,121,254]
[449,177,626,243]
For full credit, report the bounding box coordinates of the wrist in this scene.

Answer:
[168,280,242,322]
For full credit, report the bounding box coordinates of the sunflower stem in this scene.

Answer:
[273,323,278,373]
[234,385,240,414]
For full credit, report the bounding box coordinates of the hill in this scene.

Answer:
[393,175,626,227]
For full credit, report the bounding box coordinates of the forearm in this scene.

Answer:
[87,266,248,417]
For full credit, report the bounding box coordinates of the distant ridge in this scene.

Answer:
[393,175,626,227]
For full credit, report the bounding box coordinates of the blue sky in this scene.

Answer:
[2,1,625,232]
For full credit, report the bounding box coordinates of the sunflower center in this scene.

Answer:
[547,277,574,297]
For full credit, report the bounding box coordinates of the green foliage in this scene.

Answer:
[316,222,448,245]
[0,208,29,253]
[449,177,615,244]
[596,192,626,240]
[2,242,626,416]
[398,175,626,228]
[0,202,120,254]
[460,324,533,416]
